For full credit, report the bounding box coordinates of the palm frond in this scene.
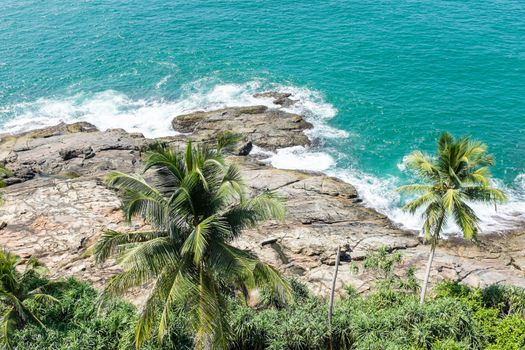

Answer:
[404,151,439,181]
[396,184,433,194]
[118,237,179,272]
[402,192,437,214]
[0,307,15,350]
[442,189,460,213]
[193,269,229,350]
[181,216,215,264]
[462,186,507,205]
[101,252,177,300]
[438,132,455,153]
[105,172,168,224]
[252,261,292,305]
[421,202,445,240]
[93,229,167,264]
[463,167,490,186]
[452,202,479,240]
[247,191,286,222]
[157,270,196,342]
[133,266,188,347]
[223,191,285,239]
[185,141,195,173]
[27,293,59,306]
[143,147,186,183]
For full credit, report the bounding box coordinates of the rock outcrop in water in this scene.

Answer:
[0,102,524,300]
[172,105,312,150]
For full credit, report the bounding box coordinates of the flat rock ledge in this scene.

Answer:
[0,104,524,300]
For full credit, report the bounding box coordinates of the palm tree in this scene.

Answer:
[0,250,59,349]
[397,132,506,304]
[94,136,291,349]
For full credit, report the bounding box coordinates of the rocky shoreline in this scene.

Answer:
[0,95,524,299]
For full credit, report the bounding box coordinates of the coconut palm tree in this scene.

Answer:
[397,132,506,304]
[94,136,291,349]
[0,250,59,349]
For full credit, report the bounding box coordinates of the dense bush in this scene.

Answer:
[229,285,485,350]
[435,281,525,350]
[11,278,136,350]
[10,278,192,350]
[8,275,525,349]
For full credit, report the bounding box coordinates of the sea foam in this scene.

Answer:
[1,80,524,234]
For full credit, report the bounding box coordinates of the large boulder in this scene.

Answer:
[0,125,148,184]
[172,105,312,150]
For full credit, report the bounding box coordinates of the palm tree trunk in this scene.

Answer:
[328,246,341,350]
[419,215,444,304]
[328,246,341,325]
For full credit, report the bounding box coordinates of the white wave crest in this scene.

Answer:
[1,91,179,138]
[1,80,523,233]
[0,80,343,140]
[261,146,335,172]
[333,170,525,234]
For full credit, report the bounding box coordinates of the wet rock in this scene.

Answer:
[4,177,23,185]
[253,91,298,107]
[238,142,253,156]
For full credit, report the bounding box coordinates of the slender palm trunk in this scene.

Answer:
[328,246,341,350]
[419,215,444,304]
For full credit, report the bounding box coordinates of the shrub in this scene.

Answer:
[9,275,525,350]
[486,314,525,350]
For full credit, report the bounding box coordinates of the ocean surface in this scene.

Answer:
[1,0,524,233]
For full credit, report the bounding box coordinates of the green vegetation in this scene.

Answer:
[4,249,524,350]
[398,132,507,303]
[0,250,59,349]
[93,137,290,349]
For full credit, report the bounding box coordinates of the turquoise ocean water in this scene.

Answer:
[1,1,524,232]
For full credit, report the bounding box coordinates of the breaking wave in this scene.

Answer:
[1,80,523,233]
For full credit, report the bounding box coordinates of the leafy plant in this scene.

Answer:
[6,276,525,350]
[10,278,186,350]
[0,250,58,349]
[93,136,291,348]
[435,281,525,349]
[398,133,507,303]
[352,246,419,295]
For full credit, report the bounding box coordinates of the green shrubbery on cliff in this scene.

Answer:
[7,276,525,350]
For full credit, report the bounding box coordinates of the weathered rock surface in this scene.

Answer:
[0,122,147,184]
[171,105,312,150]
[253,91,298,108]
[0,104,524,299]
